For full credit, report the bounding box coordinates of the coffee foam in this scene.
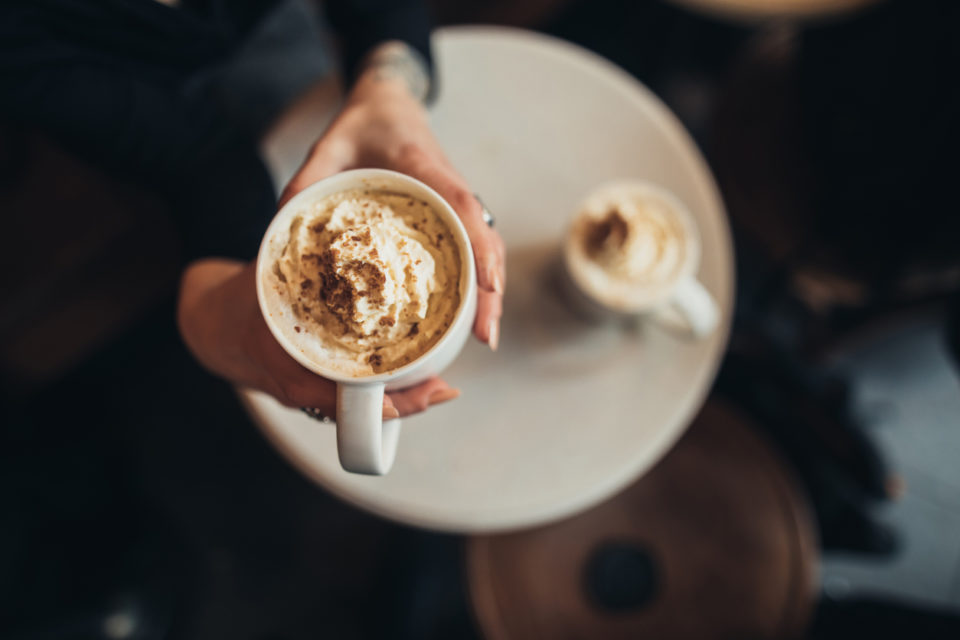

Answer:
[564,182,697,311]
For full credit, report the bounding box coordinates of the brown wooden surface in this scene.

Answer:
[665,0,882,22]
[467,399,819,640]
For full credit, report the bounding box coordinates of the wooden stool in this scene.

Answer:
[467,400,818,639]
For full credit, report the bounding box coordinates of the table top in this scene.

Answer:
[242,26,734,533]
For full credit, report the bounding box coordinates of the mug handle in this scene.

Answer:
[336,383,402,475]
[649,276,720,339]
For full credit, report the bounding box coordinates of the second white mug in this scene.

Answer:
[560,180,719,338]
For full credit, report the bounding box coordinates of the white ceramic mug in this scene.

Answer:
[256,169,477,475]
[560,181,719,338]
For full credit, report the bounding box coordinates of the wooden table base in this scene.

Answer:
[467,400,818,639]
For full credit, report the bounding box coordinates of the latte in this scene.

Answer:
[564,182,696,312]
[260,188,462,376]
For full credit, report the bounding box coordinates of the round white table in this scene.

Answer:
[242,26,734,533]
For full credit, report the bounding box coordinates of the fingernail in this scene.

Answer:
[428,388,460,406]
[486,264,504,295]
[383,406,400,420]
[488,318,500,352]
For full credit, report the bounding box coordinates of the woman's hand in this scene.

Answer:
[177,259,460,418]
[176,43,504,417]
[279,48,506,349]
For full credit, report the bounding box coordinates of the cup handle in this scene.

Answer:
[336,383,402,475]
[649,276,720,339]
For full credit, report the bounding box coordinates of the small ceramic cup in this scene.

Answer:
[256,169,477,475]
[560,180,719,338]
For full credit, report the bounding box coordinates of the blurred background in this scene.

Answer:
[2,0,958,638]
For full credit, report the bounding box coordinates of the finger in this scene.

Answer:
[275,369,397,419]
[472,289,503,351]
[495,228,507,287]
[277,135,354,209]
[272,367,338,414]
[251,315,343,414]
[382,395,400,420]
[392,146,505,296]
[387,377,459,417]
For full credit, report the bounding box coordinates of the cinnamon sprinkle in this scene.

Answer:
[584,208,629,258]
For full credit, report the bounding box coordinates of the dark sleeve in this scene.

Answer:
[0,9,276,259]
[322,0,434,87]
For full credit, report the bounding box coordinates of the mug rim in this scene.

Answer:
[562,179,703,314]
[255,168,477,385]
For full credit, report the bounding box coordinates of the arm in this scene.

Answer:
[323,0,434,99]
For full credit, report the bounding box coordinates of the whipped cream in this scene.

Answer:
[285,196,437,347]
[266,189,461,375]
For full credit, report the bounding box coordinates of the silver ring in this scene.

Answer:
[474,194,495,227]
[301,407,332,423]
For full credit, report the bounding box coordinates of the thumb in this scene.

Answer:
[277,136,354,209]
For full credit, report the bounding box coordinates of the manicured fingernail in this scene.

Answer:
[383,406,400,420]
[488,318,500,352]
[428,388,460,406]
[487,264,504,295]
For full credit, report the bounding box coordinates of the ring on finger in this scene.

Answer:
[301,407,332,423]
[474,194,495,228]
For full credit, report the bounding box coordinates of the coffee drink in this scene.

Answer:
[260,188,462,376]
[564,182,697,312]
